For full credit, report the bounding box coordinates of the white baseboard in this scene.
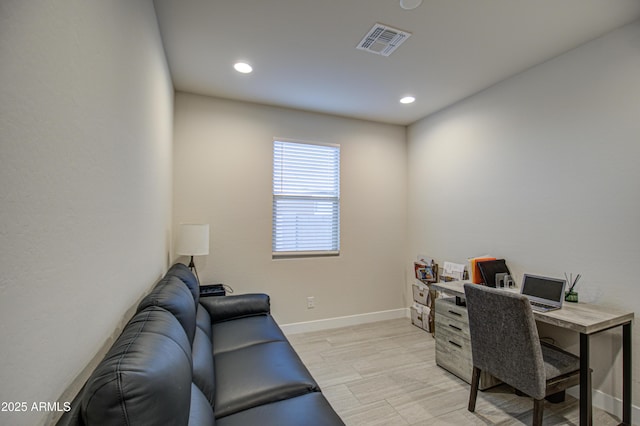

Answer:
[281,308,409,335]
[567,387,639,424]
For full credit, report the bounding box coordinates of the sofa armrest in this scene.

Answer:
[200,293,270,323]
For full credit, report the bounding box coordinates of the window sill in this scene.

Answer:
[272,250,340,259]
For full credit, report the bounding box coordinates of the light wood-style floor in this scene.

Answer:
[287,318,621,425]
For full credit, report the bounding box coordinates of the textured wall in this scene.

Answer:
[0,1,173,424]
[408,21,640,414]
[173,93,407,324]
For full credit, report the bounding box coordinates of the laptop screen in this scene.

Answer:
[521,274,566,306]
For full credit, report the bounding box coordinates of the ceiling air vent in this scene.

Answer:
[356,23,411,57]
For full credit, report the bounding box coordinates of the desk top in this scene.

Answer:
[431,280,634,335]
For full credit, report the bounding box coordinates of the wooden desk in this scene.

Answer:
[431,280,634,426]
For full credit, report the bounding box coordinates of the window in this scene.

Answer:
[272,139,340,257]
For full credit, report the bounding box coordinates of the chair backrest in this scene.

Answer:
[463,283,546,399]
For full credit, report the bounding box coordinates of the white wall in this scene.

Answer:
[0,1,173,425]
[407,21,640,413]
[173,93,407,324]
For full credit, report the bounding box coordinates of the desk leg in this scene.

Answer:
[579,333,591,426]
[428,289,437,337]
[622,322,631,425]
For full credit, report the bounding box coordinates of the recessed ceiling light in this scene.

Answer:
[400,0,423,10]
[234,62,253,74]
[400,96,416,104]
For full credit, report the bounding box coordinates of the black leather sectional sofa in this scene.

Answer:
[58,263,344,425]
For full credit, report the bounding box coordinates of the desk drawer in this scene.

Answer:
[435,331,472,383]
[435,297,468,321]
[435,312,470,341]
[434,296,501,390]
[435,333,500,390]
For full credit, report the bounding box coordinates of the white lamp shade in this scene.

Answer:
[176,224,210,256]
[400,0,423,10]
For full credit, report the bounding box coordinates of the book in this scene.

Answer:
[469,256,496,284]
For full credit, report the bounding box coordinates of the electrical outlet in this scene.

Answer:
[307,296,315,309]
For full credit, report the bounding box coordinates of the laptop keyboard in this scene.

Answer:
[530,301,555,312]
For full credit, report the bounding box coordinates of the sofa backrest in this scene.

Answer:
[138,276,197,344]
[164,263,200,304]
[136,267,217,409]
[81,306,193,425]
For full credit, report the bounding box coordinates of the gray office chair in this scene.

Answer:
[463,283,590,425]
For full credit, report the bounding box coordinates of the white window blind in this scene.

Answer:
[273,140,340,256]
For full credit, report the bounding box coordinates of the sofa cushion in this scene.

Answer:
[192,326,215,405]
[138,276,197,343]
[214,341,319,418]
[82,307,192,426]
[212,315,287,355]
[216,392,344,426]
[188,383,216,426]
[196,303,213,340]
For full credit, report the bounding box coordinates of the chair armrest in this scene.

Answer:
[199,293,270,322]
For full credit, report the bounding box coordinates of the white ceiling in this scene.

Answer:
[153,0,640,125]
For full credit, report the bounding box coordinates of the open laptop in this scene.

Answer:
[520,274,566,312]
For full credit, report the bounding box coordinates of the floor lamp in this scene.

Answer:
[176,223,209,285]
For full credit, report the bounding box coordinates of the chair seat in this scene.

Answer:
[541,342,580,379]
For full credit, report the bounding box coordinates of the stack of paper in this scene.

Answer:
[442,261,465,280]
